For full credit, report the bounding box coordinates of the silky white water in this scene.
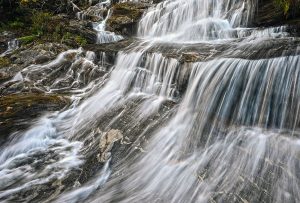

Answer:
[77,0,123,44]
[0,38,19,57]
[90,54,300,203]
[93,8,124,44]
[137,0,290,43]
[0,0,300,202]
[0,47,183,201]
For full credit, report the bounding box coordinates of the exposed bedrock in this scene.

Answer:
[254,0,300,36]
[0,93,70,142]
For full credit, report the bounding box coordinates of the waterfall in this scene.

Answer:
[1,0,300,202]
[90,54,300,203]
[138,0,258,42]
[0,39,19,57]
[87,0,300,202]
[76,0,123,44]
[93,8,124,44]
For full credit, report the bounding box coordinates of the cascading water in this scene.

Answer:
[87,0,300,202]
[137,0,288,44]
[93,8,124,44]
[138,0,258,42]
[92,54,300,203]
[0,39,19,57]
[1,0,300,202]
[77,0,123,44]
[0,46,183,202]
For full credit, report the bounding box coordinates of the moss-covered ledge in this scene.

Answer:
[0,93,70,138]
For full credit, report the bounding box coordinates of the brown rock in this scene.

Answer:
[0,93,70,139]
[106,2,150,36]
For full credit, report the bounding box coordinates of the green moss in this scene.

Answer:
[31,11,53,35]
[61,32,88,46]
[275,0,291,15]
[8,20,25,29]
[20,0,43,6]
[0,1,90,49]
[0,93,70,120]
[0,93,70,135]
[75,35,87,46]
[63,32,72,40]
[112,2,146,20]
[0,93,69,109]
[18,35,38,44]
[274,0,300,16]
[0,19,28,33]
[0,57,10,68]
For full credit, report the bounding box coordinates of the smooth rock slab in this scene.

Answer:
[0,93,70,141]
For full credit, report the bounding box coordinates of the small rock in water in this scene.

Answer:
[98,129,123,162]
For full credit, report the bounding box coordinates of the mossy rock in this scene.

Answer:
[106,2,150,36]
[0,93,70,139]
[0,57,10,68]
[18,35,38,44]
[111,2,148,19]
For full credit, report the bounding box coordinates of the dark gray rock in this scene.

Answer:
[254,0,300,29]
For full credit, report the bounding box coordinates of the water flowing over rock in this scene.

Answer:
[138,0,257,42]
[0,0,300,202]
[77,0,124,44]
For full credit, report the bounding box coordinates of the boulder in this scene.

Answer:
[106,2,150,36]
[66,20,98,44]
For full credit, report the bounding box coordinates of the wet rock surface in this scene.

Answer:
[255,0,300,30]
[10,43,69,66]
[85,37,300,63]
[75,97,177,183]
[84,38,136,62]
[76,2,108,22]
[0,93,70,140]
[17,97,177,203]
[0,43,70,87]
